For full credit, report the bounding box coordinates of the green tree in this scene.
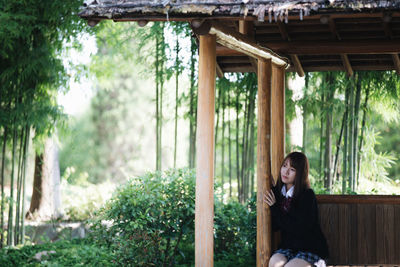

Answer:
[0,0,89,246]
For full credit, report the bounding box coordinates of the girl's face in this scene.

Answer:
[281,159,296,189]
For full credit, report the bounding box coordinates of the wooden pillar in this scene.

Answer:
[195,34,216,267]
[257,58,272,267]
[271,64,286,182]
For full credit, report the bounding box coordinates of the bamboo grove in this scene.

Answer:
[131,22,399,201]
[1,12,400,248]
[0,0,88,247]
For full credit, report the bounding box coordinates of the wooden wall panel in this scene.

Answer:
[395,205,400,263]
[376,205,395,263]
[357,204,376,263]
[338,204,351,264]
[320,204,340,263]
[350,203,358,264]
[317,196,400,265]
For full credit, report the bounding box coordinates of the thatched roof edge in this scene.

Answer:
[79,0,400,21]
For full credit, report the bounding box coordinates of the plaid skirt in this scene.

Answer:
[273,248,326,267]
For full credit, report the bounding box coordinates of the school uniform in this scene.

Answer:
[270,185,329,265]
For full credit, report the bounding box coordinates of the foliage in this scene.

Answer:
[88,168,258,266]
[0,238,114,266]
[61,180,115,221]
[214,196,256,266]
[359,127,397,183]
[89,168,196,266]
[1,0,92,246]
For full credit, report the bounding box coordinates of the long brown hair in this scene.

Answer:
[276,151,310,199]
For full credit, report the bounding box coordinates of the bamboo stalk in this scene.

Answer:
[21,126,30,244]
[15,129,24,244]
[7,125,18,246]
[228,87,232,198]
[155,32,160,171]
[353,72,362,189]
[0,127,8,248]
[189,37,196,169]
[221,86,226,197]
[357,84,370,187]
[173,34,180,168]
[236,83,241,202]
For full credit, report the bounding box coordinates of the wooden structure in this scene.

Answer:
[317,195,400,265]
[79,1,400,266]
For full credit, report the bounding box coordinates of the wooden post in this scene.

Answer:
[271,64,285,183]
[195,34,216,267]
[257,58,272,267]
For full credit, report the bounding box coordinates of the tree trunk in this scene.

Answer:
[7,126,17,245]
[214,86,221,176]
[342,84,350,193]
[228,89,232,198]
[0,127,8,247]
[302,72,309,153]
[333,110,345,181]
[155,33,161,171]
[324,73,333,192]
[20,126,30,244]
[249,104,256,197]
[221,87,226,197]
[353,72,362,189]
[26,136,62,220]
[246,82,256,199]
[159,24,165,171]
[319,91,325,178]
[241,94,249,201]
[14,129,25,244]
[236,86,241,202]
[189,37,197,169]
[173,36,179,168]
[348,78,355,191]
[357,84,370,186]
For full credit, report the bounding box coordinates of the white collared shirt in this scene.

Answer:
[281,185,294,198]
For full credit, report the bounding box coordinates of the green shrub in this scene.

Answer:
[214,195,256,266]
[0,239,114,266]
[89,168,196,266]
[89,168,257,266]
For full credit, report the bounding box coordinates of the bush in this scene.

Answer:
[0,239,114,266]
[214,195,256,266]
[89,168,257,266]
[89,168,196,266]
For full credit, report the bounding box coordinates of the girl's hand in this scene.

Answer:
[263,189,276,206]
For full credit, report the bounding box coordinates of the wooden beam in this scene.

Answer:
[277,21,290,41]
[382,12,393,39]
[209,21,289,67]
[271,63,285,183]
[392,53,400,75]
[248,40,400,55]
[328,17,341,40]
[290,55,305,77]
[216,63,224,78]
[239,20,254,38]
[239,20,258,74]
[257,58,272,267]
[341,54,354,77]
[195,34,216,267]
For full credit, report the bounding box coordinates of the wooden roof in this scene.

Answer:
[80,0,400,75]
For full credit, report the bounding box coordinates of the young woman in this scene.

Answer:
[264,152,329,267]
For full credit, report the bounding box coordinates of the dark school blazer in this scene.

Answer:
[271,186,329,259]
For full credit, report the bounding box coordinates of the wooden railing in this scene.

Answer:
[316,195,400,265]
